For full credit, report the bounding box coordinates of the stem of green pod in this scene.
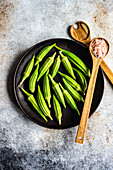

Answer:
[20,87,31,97]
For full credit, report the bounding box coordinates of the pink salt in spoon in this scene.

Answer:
[76,37,110,144]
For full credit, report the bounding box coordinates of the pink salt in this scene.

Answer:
[91,38,108,58]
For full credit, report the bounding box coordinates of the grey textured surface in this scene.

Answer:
[0,0,113,169]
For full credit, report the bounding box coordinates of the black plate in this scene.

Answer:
[14,38,104,129]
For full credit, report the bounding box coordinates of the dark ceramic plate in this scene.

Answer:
[14,38,104,129]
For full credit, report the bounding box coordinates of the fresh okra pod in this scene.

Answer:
[37,52,56,82]
[35,43,56,65]
[51,55,61,78]
[53,94,62,125]
[19,55,35,86]
[62,78,84,102]
[49,74,66,108]
[43,69,51,108]
[37,85,53,120]
[67,57,90,77]
[59,51,76,79]
[29,64,39,93]
[73,68,87,92]
[20,87,47,122]
[59,83,80,116]
[58,71,84,94]
[55,45,91,77]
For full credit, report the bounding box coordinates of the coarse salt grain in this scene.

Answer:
[91,38,108,58]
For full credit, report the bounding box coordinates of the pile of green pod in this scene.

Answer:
[19,43,90,125]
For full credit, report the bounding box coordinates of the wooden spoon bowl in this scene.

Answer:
[70,21,91,46]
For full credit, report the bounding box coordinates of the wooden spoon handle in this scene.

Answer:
[101,60,113,84]
[76,58,102,144]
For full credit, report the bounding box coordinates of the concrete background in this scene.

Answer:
[0,0,113,169]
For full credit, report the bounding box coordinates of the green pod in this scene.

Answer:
[29,64,39,93]
[20,87,47,122]
[37,52,56,82]
[58,71,84,94]
[35,43,56,65]
[37,85,53,120]
[62,78,84,102]
[73,68,87,92]
[68,57,90,77]
[59,83,80,116]
[53,94,62,125]
[19,55,35,86]
[43,69,51,108]
[49,74,66,108]
[51,55,61,78]
[55,45,91,77]
[59,51,76,79]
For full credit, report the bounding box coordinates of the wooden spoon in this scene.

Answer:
[76,37,110,144]
[70,21,113,84]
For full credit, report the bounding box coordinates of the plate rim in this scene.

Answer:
[13,38,104,129]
